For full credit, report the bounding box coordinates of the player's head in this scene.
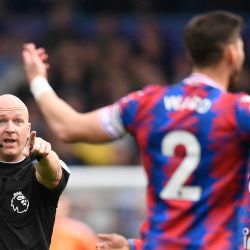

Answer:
[184,10,244,86]
[0,94,31,162]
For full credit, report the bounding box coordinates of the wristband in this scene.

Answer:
[30,76,54,100]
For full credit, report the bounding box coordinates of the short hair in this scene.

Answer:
[184,10,243,67]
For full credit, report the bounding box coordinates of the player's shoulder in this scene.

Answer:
[142,83,166,92]
[216,90,247,103]
[132,84,166,95]
[119,84,166,105]
[232,91,250,108]
[234,91,250,100]
[214,91,250,114]
[134,84,167,99]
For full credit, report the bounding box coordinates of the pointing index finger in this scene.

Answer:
[28,131,36,151]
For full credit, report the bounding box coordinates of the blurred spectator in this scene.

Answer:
[41,1,80,51]
[50,195,97,250]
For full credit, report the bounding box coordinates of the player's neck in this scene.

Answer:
[192,66,230,90]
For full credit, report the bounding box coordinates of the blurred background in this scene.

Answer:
[2,0,250,240]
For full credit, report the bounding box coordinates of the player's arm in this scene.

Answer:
[28,131,62,189]
[96,234,142,250]
[22,43,114,144]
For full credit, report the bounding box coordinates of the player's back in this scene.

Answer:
[118,74,249,249]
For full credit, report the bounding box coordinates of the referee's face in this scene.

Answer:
[0,95,31,162]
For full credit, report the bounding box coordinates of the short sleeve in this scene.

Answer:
[37,160,70,200]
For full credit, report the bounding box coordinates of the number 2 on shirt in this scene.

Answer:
[160,130,202,201]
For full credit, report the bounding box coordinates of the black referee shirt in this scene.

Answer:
[0,157,70,250]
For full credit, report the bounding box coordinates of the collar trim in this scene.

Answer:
[183,73,225,91]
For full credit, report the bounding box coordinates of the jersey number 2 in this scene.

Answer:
[160,130,202,201]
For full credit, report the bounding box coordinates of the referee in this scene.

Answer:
[0,94,70,249]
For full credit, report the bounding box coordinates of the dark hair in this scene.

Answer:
[184,10,243,67]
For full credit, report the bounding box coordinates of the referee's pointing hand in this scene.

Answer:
[28,131,51,161]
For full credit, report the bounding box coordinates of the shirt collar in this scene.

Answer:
[0,156,26,165]
[183,73,226,91]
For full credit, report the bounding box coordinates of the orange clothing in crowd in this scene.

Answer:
[50,195,97,250]
[50,217,97,250]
